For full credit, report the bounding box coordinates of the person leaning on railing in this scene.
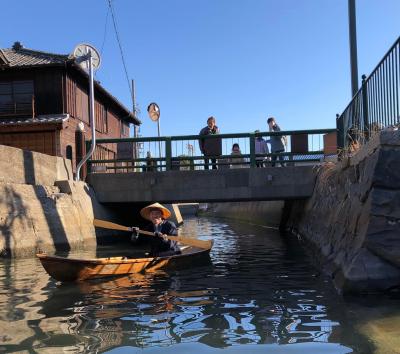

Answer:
[145,151,157,172]
[229,143,246,168]
[267,117,286,167]
[254,130,270,167]
[199,116,220,170]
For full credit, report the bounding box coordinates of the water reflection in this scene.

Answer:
[0,217,376,353]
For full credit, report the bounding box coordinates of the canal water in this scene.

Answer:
[0,217,399,353]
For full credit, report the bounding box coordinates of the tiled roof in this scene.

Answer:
[0,42,141,125]
[0,47,68,67]
[0,114,69,127]
[0,50,10,65]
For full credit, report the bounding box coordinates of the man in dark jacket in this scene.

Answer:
[267,117,286,167]
[199,116,221,170]
[133,202,180,257]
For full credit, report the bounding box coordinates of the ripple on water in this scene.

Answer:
[0,217,380,353]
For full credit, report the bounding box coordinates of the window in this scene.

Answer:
[0,80,34,116]
[66,145,73,161]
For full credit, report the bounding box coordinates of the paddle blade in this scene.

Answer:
[170,236,213,250]
[137,229,212,249]
[93,219,131,232]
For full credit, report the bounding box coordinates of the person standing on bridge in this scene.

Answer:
[199,116,221,170]
[229,143,246,168]
[254,130,270,167]
[267,117,286,167]
[131,202,181,257]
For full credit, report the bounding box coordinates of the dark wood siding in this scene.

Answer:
[0,67,63,117]
[95,101,107,133]
[0,64,136,174]
[34,68,63,115]
[107,109,121,138]
[66,75,76,117]
[75,83,89,124]
[59,108,127,172]
[0,131,56,155]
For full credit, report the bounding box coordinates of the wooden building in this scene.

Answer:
[0,41,140,177]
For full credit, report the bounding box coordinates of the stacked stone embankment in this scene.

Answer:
[285,130,400,293]
[0,145,114,257]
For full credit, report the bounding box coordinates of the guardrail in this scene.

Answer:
[337,36,400,153]
[87,129,336,173]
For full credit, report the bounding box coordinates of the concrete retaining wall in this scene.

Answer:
[0,144,72,185]
[284,130,400,293]
[87,166,317,203]
[0,145,117,257]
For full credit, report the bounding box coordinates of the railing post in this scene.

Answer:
[336,113,344,155]
[165,137,172,171]
[249,133,256,168]
[361,74,369,140]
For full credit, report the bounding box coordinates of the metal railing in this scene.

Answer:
[87,129,336,173]
[337,36,400,152]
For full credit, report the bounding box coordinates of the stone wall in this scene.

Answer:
[0,145,117,257]
[284,130,400,293]
[200,201,284,227]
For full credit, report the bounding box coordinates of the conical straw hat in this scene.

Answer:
[140,202,171,221]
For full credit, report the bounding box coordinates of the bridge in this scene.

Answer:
[86,37,400,204]
[86,129,336,203]
[88,166,318,203]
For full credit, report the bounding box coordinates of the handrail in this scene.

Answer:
[87,128,336,173]
[336,36,400,152]
[93,128,336,144]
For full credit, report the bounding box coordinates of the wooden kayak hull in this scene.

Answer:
[36,241,212,282]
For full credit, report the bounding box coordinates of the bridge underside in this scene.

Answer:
[87,166,317,204]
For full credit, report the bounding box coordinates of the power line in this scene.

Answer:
[107,0,133,102]
[100,5,110,56]
[94,4,110,81]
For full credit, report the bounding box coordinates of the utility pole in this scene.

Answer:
[132,79,139,140]
[348,0,359,97]
[131,79,140,172]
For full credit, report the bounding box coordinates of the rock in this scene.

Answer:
[285,131,400,294]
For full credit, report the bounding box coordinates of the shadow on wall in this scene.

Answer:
[23,150,70,255]
[0,186,30,256]
[63,156,72,181]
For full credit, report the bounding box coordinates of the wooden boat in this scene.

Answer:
[36,240,213,282]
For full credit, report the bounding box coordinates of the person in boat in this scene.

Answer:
[132,202,181,257]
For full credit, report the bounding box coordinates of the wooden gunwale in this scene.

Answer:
[36,240,213,282]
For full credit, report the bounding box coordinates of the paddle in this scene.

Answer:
[93,219,212,249]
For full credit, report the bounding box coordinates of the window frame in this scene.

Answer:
[0,80,34,116]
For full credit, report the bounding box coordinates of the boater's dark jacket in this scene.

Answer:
[143,220,180,256]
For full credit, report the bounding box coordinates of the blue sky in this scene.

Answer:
[1,0,399,138]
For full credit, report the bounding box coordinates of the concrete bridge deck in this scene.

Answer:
[87,166,317,204]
